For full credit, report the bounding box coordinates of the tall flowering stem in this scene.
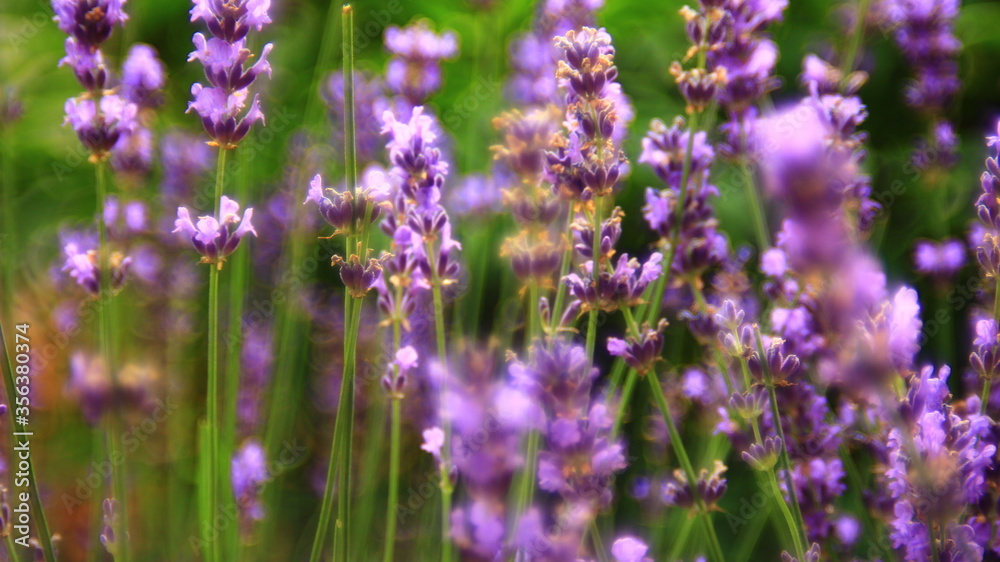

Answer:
[752,328,809,552]
[975,121,1000,412]
[53,2,138,557]
[646,372,725,562]
[308,8,379,562]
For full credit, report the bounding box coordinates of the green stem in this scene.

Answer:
[318,12,363,559]
[585,200,604,363]
[512,428,540,527]
[431,281,453,562]
[841,0,871,81]
[95,163,131,562]
[206,264,221,562]
[383,400,402,562]
[646,374,724,562]
[223,146,247,560]
[383,320,403,562]
[740,162,769,250]
[984,277,1000,414]
[335,294,363,561]
[311,279,353,562]
[549,211,576,337]
[753,330,809,553]
[588,519,608,562]
[528,284,541,342]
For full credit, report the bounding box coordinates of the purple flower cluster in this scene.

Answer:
[384,20,458,107]
[914,237,965,278]
[885,367,992,561]
[173,195,257,268]
[231,439,268,528]
[445,346,537,560]
[640,117,725,275]
[509,342,627,556]
[544,27,628,203]
[684,0,788,157]
[61,231,132,296]
[187,0,273,148]
[506,0,603,107]
[887,0,961,116]
[380,106,462,296]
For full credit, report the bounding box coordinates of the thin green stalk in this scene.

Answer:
[383,399,402,562]
[609,307,641,439]
[984,277,1000,414]
[753,330,809,552]
[206,263,221,562]
[431,280,453,562]
[589,519,608,562]
[4,530,20,562]
[740,162,769,250]
[311,281,353,562]
[383,319,403,562]
[0,318,55,562]
[646,374,724,562]
[610,370,639,439]
[841,0,871,80]
[334,294,363,561]
[528,284,541,341]
[512,428,540,525]
[315,12,362,561]
[549,211,576,337]
[96,163,131,562]
[223,147,248,561]
[585,200,604,363]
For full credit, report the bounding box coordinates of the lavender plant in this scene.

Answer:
[16,0,1000,560]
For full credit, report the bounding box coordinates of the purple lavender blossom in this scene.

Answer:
[974,121,1000,280]
[99,498,122,556]
[231,439,268,527]
[381,106,462,292]
[59,37,108,92]
[190,0,271,43]
[639,116,725,274]
[611,536,652,562]
[511,342,626,509]
[52,0,129,49]
[62,235,132,295]
[384,20,458,105]
[188,0,272,148]
[64,95,138,159]
[111,126,153,178]
[304,172,390,238]
[914,238,965,278]
[544,27,629,202]
[507,0,603,106]
[160,131,213,202]
[887,0,961,116]
[563,252,662,313]
[173,195,256,267]
[67,352,112,424]
[885,366,992,561]
[661,460,728,510]
[120,43,166,108]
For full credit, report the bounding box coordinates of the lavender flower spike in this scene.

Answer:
[173,195,256,268]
